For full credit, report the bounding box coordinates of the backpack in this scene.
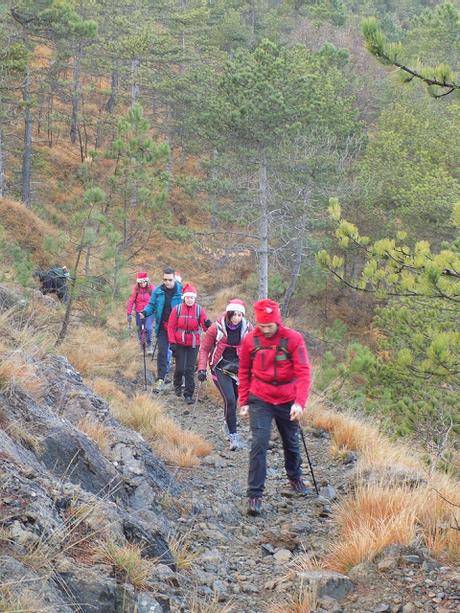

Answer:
[47,266,69,280]
[250,336,294,386]
[251,336,292,362]
[176,303,201,321]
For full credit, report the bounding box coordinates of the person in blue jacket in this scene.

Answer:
[140,267,182,391]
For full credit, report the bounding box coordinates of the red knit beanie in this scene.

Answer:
[253,298,282,324]
[136,271,149,282]
[182,283,197,299]
[225,298,245,315]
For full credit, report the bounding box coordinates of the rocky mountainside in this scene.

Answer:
[0,284,458,612]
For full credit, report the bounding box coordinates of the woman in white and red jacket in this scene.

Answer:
[126,272,155,353]
[197,298,253,450]
[168,283,211,404]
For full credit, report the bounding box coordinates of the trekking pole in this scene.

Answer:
[140,323,147,391]
[192,380,202,415]
[298,425,320,495]
[127,319,132,337]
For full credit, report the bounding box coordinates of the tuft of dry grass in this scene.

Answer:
[305,402,422,471]
[266,582,318,613]
[188,592,235,613]
[92,377,127,404]
[5,420,43,453]
[324,484,418,572]
[77,416,112,455]
[105,386,212,467]
[0,353,45,401]
[61,327,138,379]
[96,541,154,589]
[168,532,198,570]
[300,402,460,569]
[0,196,55,266]
[0,585,47,613]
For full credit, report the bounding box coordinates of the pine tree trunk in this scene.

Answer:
[258,153,269,299]
[106,57,119,113]
[282,212,307,317]
[22,60,33,207]
[0,127,5,197]
[70,44,82,144]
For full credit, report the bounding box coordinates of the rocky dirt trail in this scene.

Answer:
[154,379,460,613]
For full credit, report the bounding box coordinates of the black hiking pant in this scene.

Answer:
[156,326,169,380]
[247,395,302,498]
[212,367,238,435]
[173,345,198,398]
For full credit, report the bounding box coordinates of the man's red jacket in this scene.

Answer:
[238,325,311,407]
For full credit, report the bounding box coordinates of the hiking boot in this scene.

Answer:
[229,433,243,450]
[247,497,262,516]
[146,343,153,356]
[289,478,310,495]
[174,387,182,397]
[222,422,230,440]
[184,396,194,405]
[154,379,165,393]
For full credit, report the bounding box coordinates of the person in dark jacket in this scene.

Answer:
[140,267,182,392]
[198,299,253,450]
[239,298,311,516]
[168,283,211,404]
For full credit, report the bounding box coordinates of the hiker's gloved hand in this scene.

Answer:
[197,370,207,382]
[127,314,132,323]
[240,405,249,419]
[170,344,176,356]
[290,403,303,422]
[204,319,212,330]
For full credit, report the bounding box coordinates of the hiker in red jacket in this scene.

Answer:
[168,283,211,404]
[126,272,155,354]
[198,299,253,450]
[239,298,311,516]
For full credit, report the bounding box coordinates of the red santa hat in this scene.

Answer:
[253,298,282,325]
[225,298,246,315]
[182,283,197,299]
[136,271,149,282]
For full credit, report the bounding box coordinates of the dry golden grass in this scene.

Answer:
[61,326,140,379]
[203,379,223,404]
[61,326,120,377]
[5,420,43,453]
[326,512,417,572]
[0,304,58,356]
[168,532,198,570]
[0,197,55,266]
[92,377,127,404]
[301,402,460,569]
[289,552,324,574]
[96,541,154,589]
[105,387,212,467]
[0,585,47,613]
[305,402,422,472]
[266,583,318,613]
[188,593,235,613]
[323,484,417,571]
[77,416,112,455]
[0,353,45,401]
